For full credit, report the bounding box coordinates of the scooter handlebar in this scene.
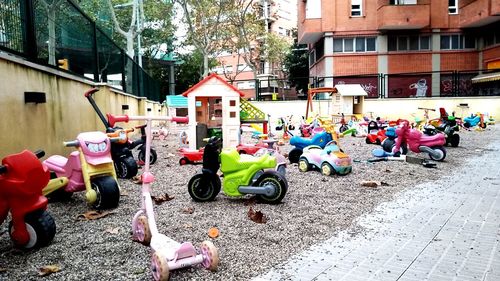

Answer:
[84,88,100,98]
[107,114,129,127]
[63,140,79,147]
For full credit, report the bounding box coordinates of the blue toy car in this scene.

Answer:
[463,114,486,129]
[298,141,352,176]
[288,131,333,163]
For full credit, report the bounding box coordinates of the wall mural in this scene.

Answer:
[387,75,432,98]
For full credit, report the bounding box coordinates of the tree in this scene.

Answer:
[264,32,291,96]
[284,30,309,99]
[175,50,217,94]
[174,0,233,77]
[38,0,66,65]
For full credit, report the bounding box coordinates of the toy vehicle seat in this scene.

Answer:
[290,131,331,149]
[220,149,273,174]
[43,155,69,174]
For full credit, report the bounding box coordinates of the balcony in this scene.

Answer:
[298,18,323,44]
[459,0,500,28]
[377,4,430,30]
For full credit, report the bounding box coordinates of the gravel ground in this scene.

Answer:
[0,124,497,281]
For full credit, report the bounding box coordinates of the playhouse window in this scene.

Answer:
[230,112,236,118]
[230,100,236,106]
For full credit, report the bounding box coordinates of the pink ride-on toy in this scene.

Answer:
[393,120,447,161]
[0,150,56,248]
[107,114,219,281]
[42,131,121,209]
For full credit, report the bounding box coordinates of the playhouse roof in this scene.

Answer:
[334,84,368,96]
[182,73,245,98]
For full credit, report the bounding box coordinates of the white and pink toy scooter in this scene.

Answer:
[108,114,219,281]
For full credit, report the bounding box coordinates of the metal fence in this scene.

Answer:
[0,0,161,101]
[230,69,499,101]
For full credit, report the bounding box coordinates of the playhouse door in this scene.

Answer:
[222,97,240,148]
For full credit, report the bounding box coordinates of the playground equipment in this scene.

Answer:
[188,136,288,204]
[43,131,121,209]
[107,114,217,280]
[305,85,367,120]
[0,150,56,248]
[392,120,447,161]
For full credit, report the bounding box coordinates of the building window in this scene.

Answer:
[448,0,458,14]
[351,0,362,17]
[388,35,431,51]
[333,37,377,53]
[390,0,417,4]
[309,50,315,66]
[484,30,500,47]
[315,38,324,59]
[305,0,321,19]
[441,34,475,50]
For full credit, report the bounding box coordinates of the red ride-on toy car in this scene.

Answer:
[365,121,387,145]
[236,141,268,155]
[0,150,56,248]
[179,147,205,165]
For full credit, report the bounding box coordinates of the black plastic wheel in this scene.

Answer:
[187,173,221,202]
[365,137,371,144]
[339,125,348,133]
[288,148,303,164]
[114,156,138,179]
[382,139,395,152]
[9,209,56,249]
[255,171,288,204]
[298,157,310,172]
[449,133,460,147]
[91,176,120,209]
[179,157,190,165]
[480,122,487,129]
[138,148,158,165]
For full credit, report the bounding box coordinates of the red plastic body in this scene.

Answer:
[366,130,387,144]
[179,148,205,164]
[236,142,268,155]
[0,150,49,245]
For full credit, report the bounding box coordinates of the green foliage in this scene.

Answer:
[264,33,291,75]
[284,30,309,97]
[174,50,217,94]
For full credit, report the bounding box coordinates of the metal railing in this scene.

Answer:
[0,0,161,101]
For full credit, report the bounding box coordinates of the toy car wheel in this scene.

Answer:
[138,148,158,165]
[179,157,190,166]
[321,162,335,176]
[429,146,446,161]
[463,122,471,128]
[188,173,221,202]
[298,158,310,172]
[339,125,348,133]
[151,251,169,281]
[288,148,302,164]
[277,165,286,176]
[115,156,138,179]
[9,209,56,249]
[91,176,120,209]
[238,150,247,155]
[134,215,152,246]
[375,139,381,145]
[480,122,487,129]
[365,137,371,144]
[449,134,460,147]
[255,171,288,204]
[201,240,219,271]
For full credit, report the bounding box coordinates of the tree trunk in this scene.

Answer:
[203,53,209,77]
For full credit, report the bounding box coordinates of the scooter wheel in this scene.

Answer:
[255,171,288,204]
[134,215,152,246]
[9,209,56,249]
[187,173,221,202]
[151,251,170,281]
[200,240,219,271]
[91,176,120,209]
[429,146,446,161]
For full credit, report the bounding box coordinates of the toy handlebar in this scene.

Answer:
[417,107,435,111]
[63,140,79,147]
[84,88,100,98]
[0,165,6,174]
[107,114,189,127]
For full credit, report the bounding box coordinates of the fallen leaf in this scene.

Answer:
[385,169,391,173]
[208,227,220,238]
[182,207,195,214]
[105,227,120,234]
[77,210,115,221]
[151,193,175,205]
[0,268,6,273]
[361,181,379,188]
[132,175,142,184]
[38,265,60,277]
[183,223,192,229]
[248,207,267,224]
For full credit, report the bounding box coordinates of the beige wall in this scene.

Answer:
[0,54,166,158]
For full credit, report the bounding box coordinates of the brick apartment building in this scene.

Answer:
[212,0,298,100]
[298,0,500,98]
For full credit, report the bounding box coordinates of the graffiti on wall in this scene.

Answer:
[334,77,379,97]
[388,75,432,98]
[440,74,475,96]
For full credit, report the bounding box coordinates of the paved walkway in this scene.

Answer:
[254,141,500,281]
